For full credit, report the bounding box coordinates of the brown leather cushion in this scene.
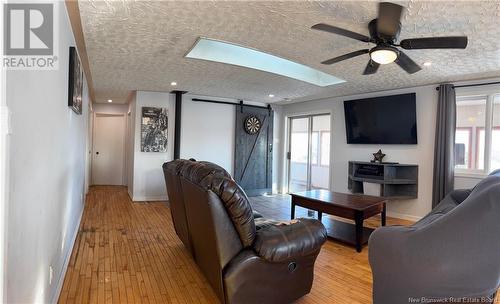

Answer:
[198,175,256,248]
[169,159,256,247]
[162,159,193,175]
[179,161,232,184]
[199,161,232,178]
[253,218,327,262]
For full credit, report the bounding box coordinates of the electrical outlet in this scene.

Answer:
[49,266,54,285]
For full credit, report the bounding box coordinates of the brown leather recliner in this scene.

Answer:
[162,159,327,304]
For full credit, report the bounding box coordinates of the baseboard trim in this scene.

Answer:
[50,202,84,304]
[387,211,422,222]
[127,187,133,201]
[132,195,168,202]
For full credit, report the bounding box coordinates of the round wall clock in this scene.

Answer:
[244,115,262,135]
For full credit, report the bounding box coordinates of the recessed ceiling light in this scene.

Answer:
[170,81,177,86]
[423,61,432,67]
[185,38,345,87]
[108,99,112,103]
[268,94,275,98]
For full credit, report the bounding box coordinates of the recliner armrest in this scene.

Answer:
[253,218,327,262]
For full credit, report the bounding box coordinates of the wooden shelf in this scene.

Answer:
[348,161,418,199]
[349,175,417,185]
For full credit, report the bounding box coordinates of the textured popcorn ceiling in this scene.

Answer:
[79,1,500,104]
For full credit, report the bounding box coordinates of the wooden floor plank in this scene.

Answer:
[58,185,498,304]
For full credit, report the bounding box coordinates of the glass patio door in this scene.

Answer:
[288,114,331,193]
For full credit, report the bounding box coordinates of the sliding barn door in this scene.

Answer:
[234,105,273,196]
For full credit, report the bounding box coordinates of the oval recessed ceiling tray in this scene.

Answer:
[185,37,345,87]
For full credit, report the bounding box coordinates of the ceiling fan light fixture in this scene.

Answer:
[370,46,398,64]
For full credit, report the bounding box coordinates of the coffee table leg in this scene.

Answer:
[291,201,295,220]
[355,211,364,253]
[318,211,322,222]
[382,203,387,227]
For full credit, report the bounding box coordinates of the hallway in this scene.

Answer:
[58,186,218,304]
[59,186,410,304]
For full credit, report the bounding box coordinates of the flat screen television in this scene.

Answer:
[344,93,417,144]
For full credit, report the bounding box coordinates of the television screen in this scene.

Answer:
[344,93,417,144]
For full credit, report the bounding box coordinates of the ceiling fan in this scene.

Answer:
[311,2,468,75]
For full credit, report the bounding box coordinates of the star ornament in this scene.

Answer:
[372,149,386,163]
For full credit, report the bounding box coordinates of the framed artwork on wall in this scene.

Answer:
[68,46,83,114]
[141,107,168,152]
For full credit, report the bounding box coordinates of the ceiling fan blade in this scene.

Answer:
[377,2,404,37]
[311,23,372,43]
[400,36,468,49]
[363,61,380,75]
[395,51,422,74]
[321,49,370,65]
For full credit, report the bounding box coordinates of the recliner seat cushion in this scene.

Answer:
[254,217,283,230]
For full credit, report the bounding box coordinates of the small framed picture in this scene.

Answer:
[68,46,83,114]
[141,107,168,152]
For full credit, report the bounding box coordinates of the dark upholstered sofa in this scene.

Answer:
[369,170,500,304]
[162,159,327,304]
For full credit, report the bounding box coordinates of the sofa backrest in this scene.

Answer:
[163,159,255,303]
[180,164,255,302]
[413,174,500,294]
[162,160,193,254]
[198,174,257,247]
[162,160,233,255]
[489,169,500,177]
[181,177,242,301]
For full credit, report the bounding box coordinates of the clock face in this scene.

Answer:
[244,116,261,135]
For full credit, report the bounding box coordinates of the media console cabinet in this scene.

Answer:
[348,161,418,199]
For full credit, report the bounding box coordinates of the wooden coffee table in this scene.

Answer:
[290,190,387,252]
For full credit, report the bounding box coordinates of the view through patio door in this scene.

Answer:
[288,114,331,193]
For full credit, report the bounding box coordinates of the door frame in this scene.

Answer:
[91,112,127,186]
[286,112,332,193]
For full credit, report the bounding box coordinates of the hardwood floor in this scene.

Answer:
[59,186,412,304]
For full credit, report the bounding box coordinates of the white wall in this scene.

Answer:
[4,2,90,303]
[273,105,285,193]
[127,93,137,199]
[127,92,272,201]
[84,103,93,195]
[92,103,129,114]
[0,3,8,299]
[180,95,236,174]
[130,91,175,201]
[278,85,438,220]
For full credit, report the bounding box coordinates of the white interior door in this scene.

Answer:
[92,114,125,185]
